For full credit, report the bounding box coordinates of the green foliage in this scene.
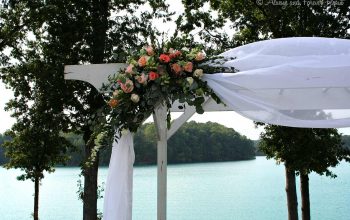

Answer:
[342,135,350,150]
[1,122,256,165]
[3,114,73,181]
[176,0,350,48]
[257,124,350,177]
[209,0,350,41]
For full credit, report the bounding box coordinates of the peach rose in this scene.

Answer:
[138,56,148,67]
[108,99,119,108]
[195,52,205,61]
[171,63,182,75]
[113,90,120,98]
[184,62,193,72]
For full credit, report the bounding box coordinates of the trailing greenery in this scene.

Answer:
[1,122,256,166]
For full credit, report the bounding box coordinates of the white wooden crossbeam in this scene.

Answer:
[64,63,230,112]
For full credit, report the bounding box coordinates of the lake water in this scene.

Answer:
[1,157,349,220]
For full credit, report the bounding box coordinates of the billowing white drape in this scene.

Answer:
[103,130,134,220]
[203,37,350,128]
[103,37,350,220]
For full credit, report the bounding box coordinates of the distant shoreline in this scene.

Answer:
[50,156,259,168]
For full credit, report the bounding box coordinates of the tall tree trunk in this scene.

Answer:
[34,176,40,220]
[285,164,298,220]
[83,131,100,220]
[300,174,310,220]
[82,1,109,220]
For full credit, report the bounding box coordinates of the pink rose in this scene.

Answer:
[125,64,134,74]
[148,71,159,81]
[146,46,155,56]
[169,50,182,59]
[159,54,170,63]
[120,79,134,93]
[136,73,148,85]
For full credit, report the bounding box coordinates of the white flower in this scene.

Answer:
[121,129,129,136]
[181,47,189,52]
[130,93,140,103]
[193,69,204,78]
[113,90,120,98]
[186,77,194,86]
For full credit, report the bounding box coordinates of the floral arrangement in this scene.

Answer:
[102,45,228,133]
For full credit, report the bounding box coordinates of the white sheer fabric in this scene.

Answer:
[203,37,350,128]
[103,37,350,220]
[103,130,134,220]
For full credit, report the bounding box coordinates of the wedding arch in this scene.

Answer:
[64,37,350,220]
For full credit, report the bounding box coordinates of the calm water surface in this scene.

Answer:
[1,157,349,220]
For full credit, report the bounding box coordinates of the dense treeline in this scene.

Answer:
[0,122,256,166]
[134,121,256,164]
[2,128,350,166]
[2,129,350,166]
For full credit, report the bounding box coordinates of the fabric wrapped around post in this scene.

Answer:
[203,37,350,128]
[103,130,134,220]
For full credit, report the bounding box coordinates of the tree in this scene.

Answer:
[3,111,71,220]
[133,121,255,165]
[208,0,350,42]
[0,1,171,219]
[177,2,350,220]
[257,124,350,220]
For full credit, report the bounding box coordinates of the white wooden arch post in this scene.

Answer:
[64,63,231,220]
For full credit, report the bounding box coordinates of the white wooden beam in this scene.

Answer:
[153,103,168,220]
[167,105,196,140]
[167,97,213,140]
[64,63,232,112]
[64,63,126,90]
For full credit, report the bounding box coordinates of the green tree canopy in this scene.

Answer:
[258,125,350,177]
